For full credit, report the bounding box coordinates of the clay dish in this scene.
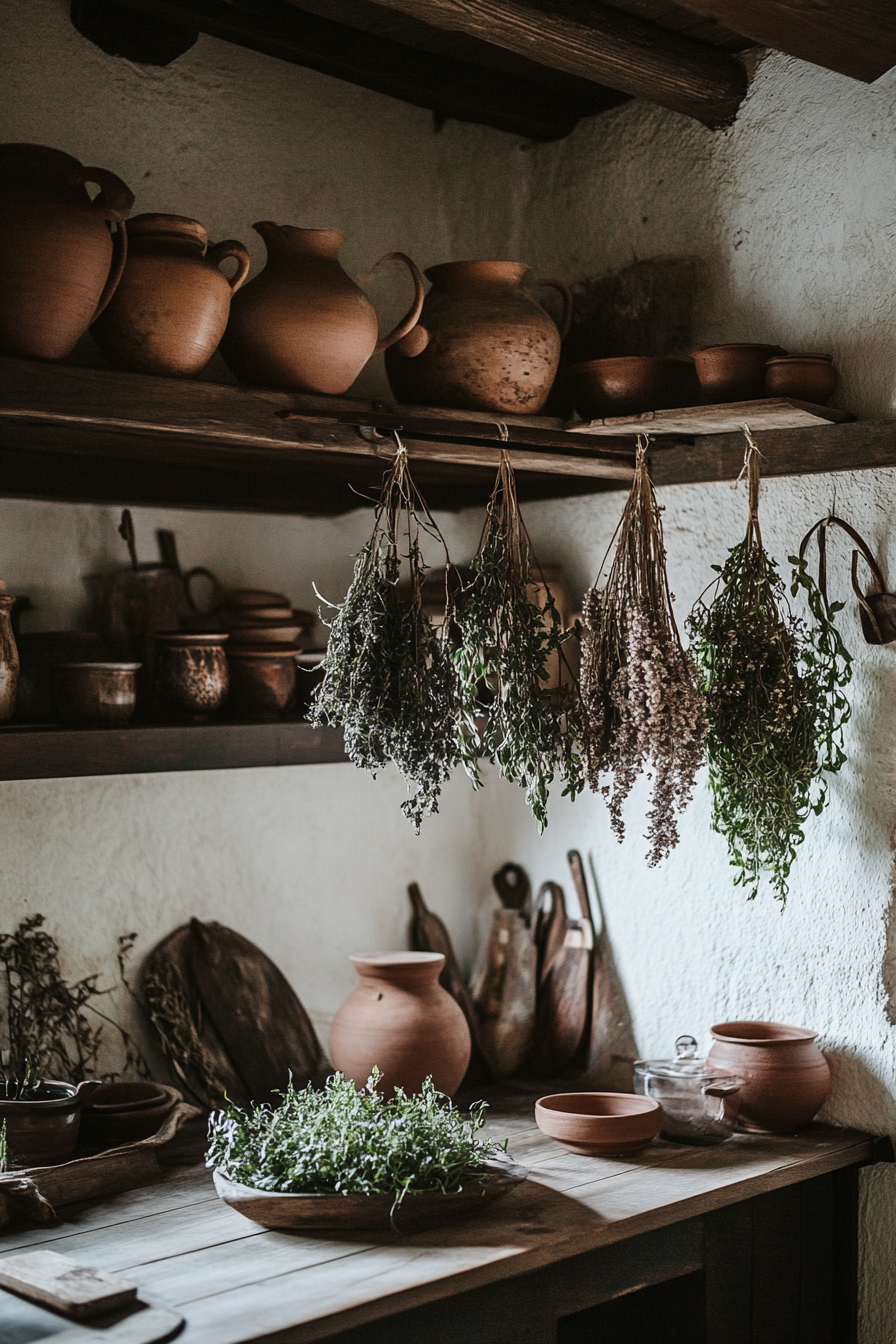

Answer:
[226,589,292,609]
[225,604,293,623]
[80,1081,181,1146]
[571,356,694,420]
[535,1092,663,1157]
[226,620,302,646]
[764,354,836,404]
[54,662,140,727]
[692,343,787,402]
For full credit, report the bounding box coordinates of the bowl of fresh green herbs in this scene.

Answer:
[207,1071,526,1230]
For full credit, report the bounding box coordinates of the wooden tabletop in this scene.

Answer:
[0,1092,878,1344]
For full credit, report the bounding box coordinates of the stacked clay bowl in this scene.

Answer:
[79,1081,181,1147]
[221,589,314,648]
[571,356,694,420]
[535,1092,663,1157]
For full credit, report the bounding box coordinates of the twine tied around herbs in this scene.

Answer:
[736,425,765,549]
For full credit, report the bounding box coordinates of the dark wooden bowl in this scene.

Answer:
[764,355,836,404]
[692,343,787,402]
[571,356,694,419]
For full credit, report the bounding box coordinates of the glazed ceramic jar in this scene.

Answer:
[152,632,229,720]
[705,1020,832,1133]
[329,952,471,1097]
[0,591,20,721]
[92,214,250,376]
[0,143,134,360]
[55,662,140,727]
[385,261,572,414]
[221,224,425,394]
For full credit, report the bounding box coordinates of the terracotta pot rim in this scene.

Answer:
[692,343,788,357]
[425,260,530,284]
[572,356,692,372]
[710,1020,819,1045]
[765,354,833,365]
[227,644,302,658]
[536,1092,661,1120]
[83,1082,178,1114]
[253,222,344,242]
[152,632,230,644]
[128,213,208,243]
[0,595,18,609]
[349,952,446,977]
[0,1079,81,1110]
[55,661,141,671]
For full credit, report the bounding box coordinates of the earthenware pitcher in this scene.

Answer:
[0,143,134,359]
[221,224,425,394]
[0,588,20,721]
[93,213,250,376]
[329,952,471,1097]
[385,260,572,414]
[706,1020,831,1133]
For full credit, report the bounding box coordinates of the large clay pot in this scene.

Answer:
[0,143,134,360]
[706,1020,832,1133]
[385,260,572,414]
[93,214,250,376]
[220,224,425,394]
[0,591,20,722]
[329,952,471,1097]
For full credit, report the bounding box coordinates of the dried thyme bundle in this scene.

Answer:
[687,432,852,902]
[581,438,707,864]
[454,450,583,829]
[311,443,474,829]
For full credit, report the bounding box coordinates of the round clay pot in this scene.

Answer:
[0,143,134,360]
[329,952,471,1098]
[706,1021,832,1133]
[0,592,20,722]
[534,1093,663,1157]
[692,343,787,403]
[80,1081,181,1147]
[386,261,571,415]
[227,644,298,718]
[764,354,836,404]
[0,1079,101,1166]
[92,213,250,376]
[55,661,140,726]
[221,224,425,394]
[571,356,695,419]
[152,632,229,720]
[15,631,107,721]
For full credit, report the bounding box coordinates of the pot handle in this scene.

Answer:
[532,278,573,340]
[183,566,226,615]
[68,166,135,224]
[361,252,426,353]
[75,1079,103,1103]
[207,239,251,294]
[88,218,128,324]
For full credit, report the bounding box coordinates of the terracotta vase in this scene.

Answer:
[220,224,425,394]
[0,143,134,360]
[385,260,572,415]
[329,952,471,1097]
[92,213,250,376]
[706,1021,832,1133]
[0,592,20,721]
[152,632,229,720]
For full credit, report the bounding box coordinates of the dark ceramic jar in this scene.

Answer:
[55,661,140,726]
[0,1078,101,1165]
[226,644,298,719]
[152,632,229,720]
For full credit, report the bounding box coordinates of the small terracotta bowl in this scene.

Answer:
[55,662,140,727]
[692,343,787,402]
[764,354,836,404]
[571,356,694,419]
[535,1092,663,1157]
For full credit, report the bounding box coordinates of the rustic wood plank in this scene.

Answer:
[567,397,850,436]
[650,420,896,487]
[0,1250,137,1318]
[359,0,747,124]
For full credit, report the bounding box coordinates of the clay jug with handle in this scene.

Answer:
[385,260,572,414]
[220,224,425,394]
[92,214,250,376]
[0,143,134,360]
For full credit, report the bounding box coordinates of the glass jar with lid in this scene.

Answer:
[634,1036,744,1145]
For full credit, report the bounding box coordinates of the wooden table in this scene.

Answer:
[1,1092,890,1344]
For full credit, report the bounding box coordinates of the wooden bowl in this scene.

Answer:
[571,357,694,419]
[213,1155,527,1230]
[226,621,302,646]
[535,1092,663,1157]
[764,354,836,404]
[691,343,787,402]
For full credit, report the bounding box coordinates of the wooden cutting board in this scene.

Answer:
[528,881,593,1079]
[469,864,536,1079]
[0,1249,137,1317]
[408,883,491,1082]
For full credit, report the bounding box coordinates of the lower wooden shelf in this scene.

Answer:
[0,718,347,781]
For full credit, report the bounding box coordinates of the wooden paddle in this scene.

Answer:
[407,883,491,1081]
[469,864,537,1078]
[528,880,593,1079]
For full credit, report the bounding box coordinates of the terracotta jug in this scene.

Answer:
[0,587,20,721]
[385,260,572,414]
[706,1020,832,1133]
[92,214,250,376]
[0,143,134,360]
[329,952,471,1097]
[220,224,425,394]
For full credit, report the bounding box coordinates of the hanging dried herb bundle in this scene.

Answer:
[454,450,583,829]
[580,438,707,865]
[687,433,852,903]
[311,443,474,829]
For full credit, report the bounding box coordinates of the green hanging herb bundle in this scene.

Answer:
[310,443,475,829]
[454,450,584,829]
[687,431,852,902]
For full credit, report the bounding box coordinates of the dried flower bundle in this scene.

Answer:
[581,439,707,864]
[310,444,473,830]
[455,451,584,830]
[687,433,851,902]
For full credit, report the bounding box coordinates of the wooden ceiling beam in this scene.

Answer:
[360,0,748,125]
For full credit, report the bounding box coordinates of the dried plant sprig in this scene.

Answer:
[687,432,852,902]
[581,438,707,864]
[454,451,584,830]
[310,442,475,829]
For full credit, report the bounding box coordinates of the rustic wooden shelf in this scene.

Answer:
[567,396,851,436]
[0,718,347,781]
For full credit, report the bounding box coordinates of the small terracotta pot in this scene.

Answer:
[534,1092,663,1157]
[0,592,20,722]
[227,644,298,718]
[571,356,695,419]
[15,631,107,721]
[80,1081,181,1147]
[329,952,471,1098]
[55,662,140,726]
[0,1079,101,1166]
[706,1021,832,1133]
[764,354,836,404]
[692,343,787,402]
[152,632,228,720]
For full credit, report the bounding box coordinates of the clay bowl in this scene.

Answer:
[571,356,694,419]
[80,1081,181,1147]
[692,343,787,402]
[765,354,836,404]
[55,662,140,727]
[225,588,291,609]
[227,644,298,718]
[535,1092,663,1157]
[224,604,293,623]
[226,620,302,646]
